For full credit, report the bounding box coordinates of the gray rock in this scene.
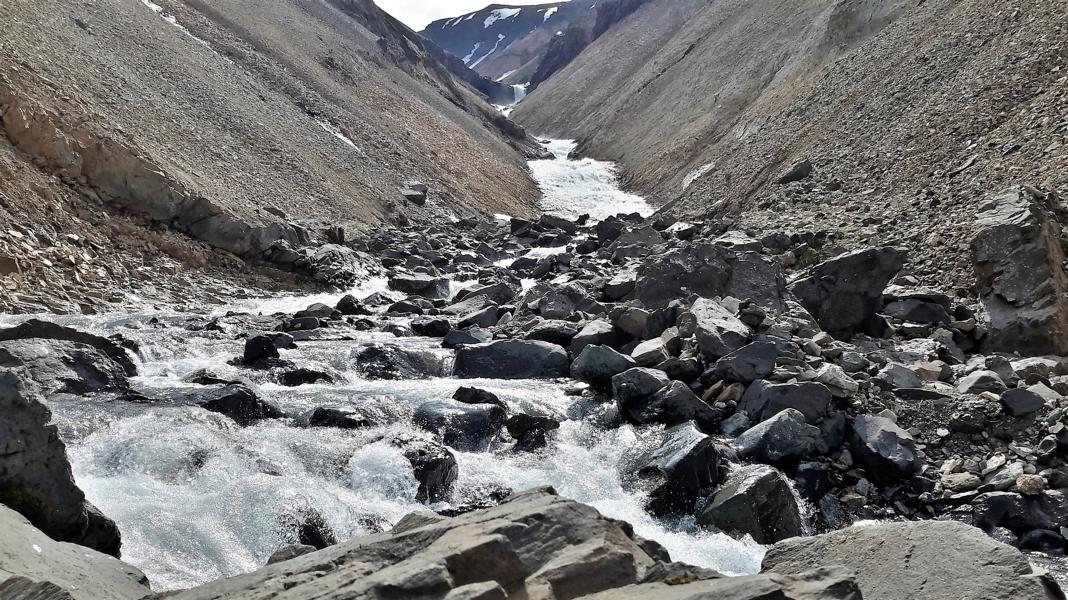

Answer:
[452,386,507,409]
[579,567,860,600]
[775,158,813,184]
[715,341,778,383]
[411,317,452,337]
[192,384,286,426]
[634,243,787,310]
[972,186,1068,355]
[0,338,131,396]
[0,368,123,556]
[789,247,905,338]
[355,343,449,380]
[763,520,1063,600]
[155,488,661,600]
[697,465,804,544]
[621,422,721,514]
[569,319,624,356]
[677,298,751,359]
[611,306,674,340]
[0,505,149,600]
[387,273,450,299]
[524,319,581,346]
[874,362,922,390]
[1000,388,1046,417]
[443,328,493,348]
[957,369,1008,394]
[243,334,281,365]
[738,380,833,424]
[571,345,637,387]
[631,338,671,367]
[736,408,823,463]
[849,415,922,482]
[266,544,316,565]
[454,340,569,379]
[413,401,507,451]
[391,435,458,503]
[612,367,670,406]
[300,406,376,429]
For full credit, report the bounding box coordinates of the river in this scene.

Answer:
[6,141,764,591]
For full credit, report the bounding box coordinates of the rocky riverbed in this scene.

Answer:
[1,143,1066,599]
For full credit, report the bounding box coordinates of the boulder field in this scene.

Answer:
[2,189,1068,597]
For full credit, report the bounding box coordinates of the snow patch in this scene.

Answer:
[462,43,482,64]
[683,162,715,190]
[317,119,361,152]
[484,8,522,28]
[139,0,211,48]
[543,7,559,21]
[470,34,506,69]
[496,69,518,82]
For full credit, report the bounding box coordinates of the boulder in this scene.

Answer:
[335,294,368,316]
[849,415,923,482]
[1000,388,1045,417]
[631,339,671,367]
[278,507,337,550]
[391,436,458,503]
[696,465,804,544]
[387,273,450,300]
[443,328,493,348]
[736,408,823,463]
[957,369,1007,394]
[633,243,787,310]
[192,384,286,426]
[613,368,717,427]
[506,413,561,453]
[276,368,333,387]
[763,520,1063,600]
[411,318,452,337]
[971,186,1068,355]
[0,337,131,396]
[355,344,449,380]
[715,341,778,383]
[452,387,507,409]
[579,567,860,600]
[413,401,507,451]
[738,381,833,424]
[571,345,637,387]
[0,319,137,375]
[244,334,280,365]
[159,488,665,600]
[0,368,123,556]
[524,320,581,346]
[621,422,720,515]
[300,407,376,429]
[569,320,625,356]
[0,505,149,600]
[454,340,569,379]
[677,298,751,359]
[789,247,905,338]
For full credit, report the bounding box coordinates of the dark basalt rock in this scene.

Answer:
[191,384,286,426]
[392,436,458,503]
[697,464,804,544]
[621,422,721,515]
[413,401,507,452]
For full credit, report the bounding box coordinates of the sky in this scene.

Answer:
[375,0,565,31]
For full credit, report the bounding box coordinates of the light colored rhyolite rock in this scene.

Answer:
[0,505,149,600]
[763,520,1063,600]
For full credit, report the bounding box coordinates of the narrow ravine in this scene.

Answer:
[15,143,762,592]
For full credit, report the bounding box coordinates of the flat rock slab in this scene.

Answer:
[0,505,149,600]
[763,520,1063,600]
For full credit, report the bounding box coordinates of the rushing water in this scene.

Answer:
[18,141,762,591]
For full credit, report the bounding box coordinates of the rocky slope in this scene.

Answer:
[0,0,545,314]
[4,196,1068,595]
[513,0,1068,293]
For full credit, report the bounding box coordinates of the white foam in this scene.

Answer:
[529,139,653,220]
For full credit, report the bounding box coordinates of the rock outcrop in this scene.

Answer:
[971,186,1068,355]
[763,520,1063,600]
[0,505,149,600]
[0,368,122,556]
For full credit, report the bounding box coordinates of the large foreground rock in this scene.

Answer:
[620,423,720,515]
[971,186,1068,355]
[454,340,569,379]
[789,247,904,338]
[0,368,122,556]
[579,567,860,599]
[154,488,663,600]
[0,505,149,600]
[763,520,1063,600]
[0,320,136,395]
[697,465,804,544]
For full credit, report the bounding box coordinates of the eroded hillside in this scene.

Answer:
[0,0,543,312]
[514,0,1068,294]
